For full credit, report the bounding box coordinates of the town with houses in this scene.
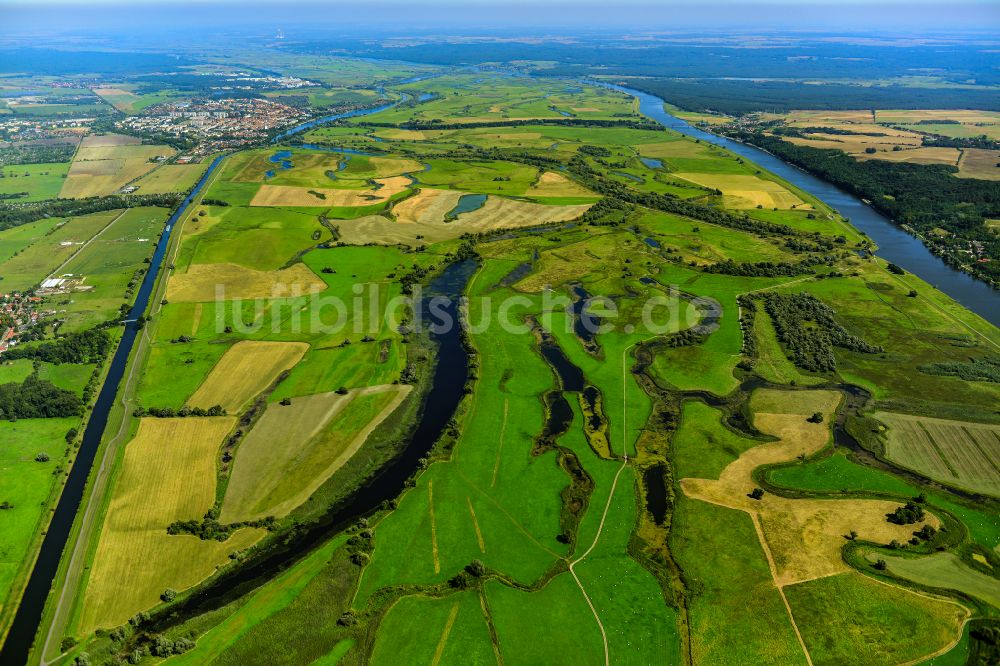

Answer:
[0,291,44,356]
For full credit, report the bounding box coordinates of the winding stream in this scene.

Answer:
[609,84,1000,328]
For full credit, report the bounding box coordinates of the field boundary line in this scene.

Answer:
[962,426,1000,479]
[478,589,504,666]
[430,601,460,666]
[428,480,440,574]
[467,497,486,554]
[860,574,972,666]
[455,470,561,559]
[489,398,509,488]
[46,209,126,281]
[749,512,814,666]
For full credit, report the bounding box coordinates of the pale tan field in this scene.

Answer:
[187,340,308,413]
[336,197,591,245]
[366,156,423,178]
[91,88,139,112]
[876,109,1000,125]
[683,389,940,585]
[79,133,141,148]
[877,411,1000,497]
[60,140,177,198]
[391,188,464,225]
[636,139,716,159]
[957,148,1000,180]
[374,128,428,141]
[165,262,327,302]
[856,146,961,166]
[221,385,410,523]
[249,176,411,207]
[673,172,807,209]
[132,163,208,194]
[79,418,264,632]
[777,110,877,124]
[524,171,594,198]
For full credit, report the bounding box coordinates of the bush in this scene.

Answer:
[34,452,50,462]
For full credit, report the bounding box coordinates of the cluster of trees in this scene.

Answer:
[918,356,1000,383]
[921,134,1000,150]
[577,145,612,157]
[0,373,83,419]
[0,143,76,167]
[659,328,707,348]
[761,292,883,372]
[3,327,112,364]
[723,129,1000,284]
[703,259,813,277]
[133,405,226,418]
[0,193,180,233]
[167,511,276,541]
[887,500,925,525]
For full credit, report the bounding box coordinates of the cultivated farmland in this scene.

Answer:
[877,412,1000,496]
[186,340,308,413]
[78,418,263,632]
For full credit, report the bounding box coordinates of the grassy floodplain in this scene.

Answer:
[24,70,1000,666]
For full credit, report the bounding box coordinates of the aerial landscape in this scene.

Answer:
[0,0,999,664]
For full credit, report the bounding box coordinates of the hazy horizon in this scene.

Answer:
[2,1,998,35]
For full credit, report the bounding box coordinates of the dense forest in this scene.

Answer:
[0,372,83,419]
[625,78,1000,115]
[722,131,1000,284]
[3,328,113,365]
[0,194,179,233]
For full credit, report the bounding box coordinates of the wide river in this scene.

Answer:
[611,84,1000,328]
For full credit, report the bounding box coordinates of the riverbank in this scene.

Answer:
[606,83,1000,329]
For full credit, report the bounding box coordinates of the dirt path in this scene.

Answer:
[565,341,640,666]
[45,209,126,281]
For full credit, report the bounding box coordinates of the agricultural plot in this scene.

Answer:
[877,412,1000,496]
[78,418,263,633]
[674,172,807,209]
[0,418,80,641]
[370,592,496,665]
[682,389,940,585]
[131,163,208,194]
[186,340,308,413]
[165,262,326,302]
[59,135,176,198]
[0,162,70,201]
[785,572,967,666]
[0,209,122,291]
[336,196,591,245]
[874,551,1000,610]
[956,148,1000,180]
[221,385,410,522]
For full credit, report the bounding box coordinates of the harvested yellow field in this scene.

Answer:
[682,389,940,585]
[674,172,806,209]
[375,129,427,141]
[367,156,423,178]
[79,418,264,632]
[79,133,141,148]
[957,148,1000,180]
[60,141,177,198]
[187,340,308,413]
[856,146,960,166]
[525,171,594,198]
[877,411,1000,496]
[249,176,411,207]
[91,88,139,112]
[783,110,877,124]
[876,109,1000,125]
[166,262,327,302]
[221,385,411,522]
[392,188,464,225]
[337,197,591,245]
[132,163,208,194]
[462,196,590,227]
[637,140,715,159]
[784,133,921,155]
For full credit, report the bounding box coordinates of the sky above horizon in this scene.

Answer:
[1,0,997,33]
